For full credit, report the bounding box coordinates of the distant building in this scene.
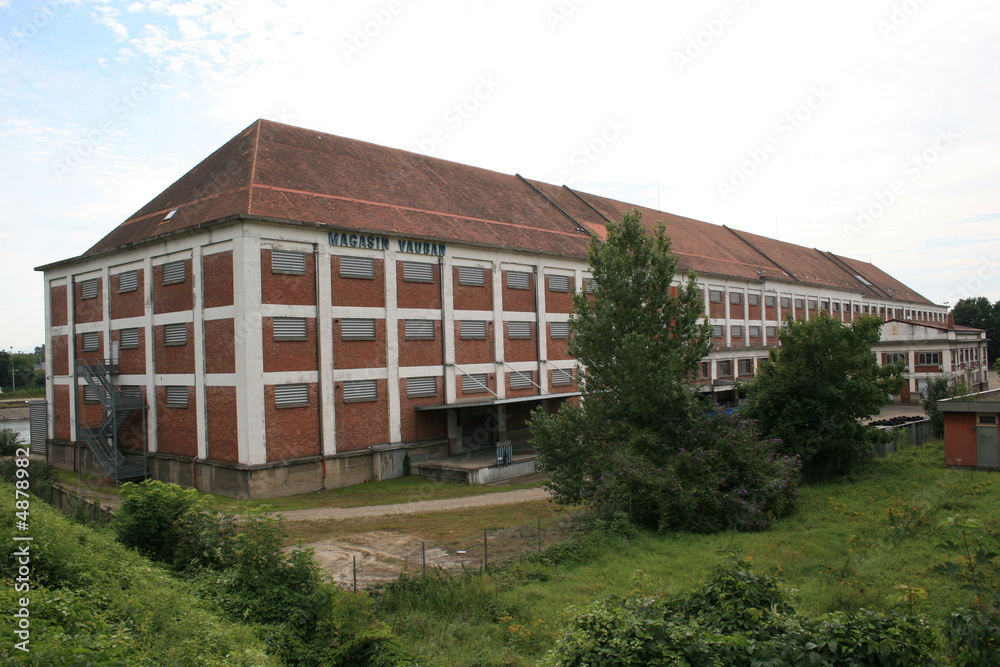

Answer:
[35,119,980,498]
[939,389,1000,468]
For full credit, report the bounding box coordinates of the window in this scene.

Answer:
[748,294,760,306]
[979,415,998,426]
[551,368,573,386]
[508,321,532,339]
[405,319,435,340]
[119,328,140,350]
[343,379,377,403]
[918,352,941,366]
[162,260,186,285]
[506,270,530,290]
[794,298,804,310]
[340,256,375,279]
[821,300,829,310]
[765,295,776,307]
[166,386,188,408]
[766,326,777,337]
[510,370,534,389]
[853,304,860,313]
[730,292,742,304]
[808,299,818,310]
[80,278,98,300]
[712,325,725,338]
[550,322,570,339]
[274,317,308,341]
[407,376,438,398]
[780,296,790,308]
[341,318,375,341]
[462,373,489,394]
[118,270,138,293]
[81,331,99,351]
[749,326,761,338]
[272,250,307,275]
[717,360,733,376]
[731,325,744,338]
[585,278,597,293]
[699,362,710,378]
[83,385,99,403]
[274,383,309,408]
[164,323,187,346]
[885,352,906,366]
[548,275,570,292]
[458,266,485,286]
[709,290,723,303]
[403,261,434,283]
[460,320,487,339]
[739,359,754,375]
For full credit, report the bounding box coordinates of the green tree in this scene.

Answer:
[743,313,905,479]
[952,296,1000,364]
[922,376,972,437]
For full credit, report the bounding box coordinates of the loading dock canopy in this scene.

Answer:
[414,391,580,411]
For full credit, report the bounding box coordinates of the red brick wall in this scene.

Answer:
[264,383,320,461]
[764,301,778,321]
[459,373,496,399]
[400,377,447,442]
[332,256,385,307]
[708,294,725,319]
[261,249,315,306]
[53,385,71,441]
[206,386,239,462]
[453,267,492,311]
[155,386,197,457]
[747,301,762,322]
[397,261,440,309]
[547,325,572,361]
[75,278,103,323]
[507,402,534,429]
[77,386,105,425]
[155,323,194,374]
[203,251,234,309]
[398,320,443,367]
[113,329,146,375]
[205,319,235,374]
[503,322,537,363]
[944,412,978,466]
[545,280,574,314]
[502,271,535,312]
[153,260,194,314]
[455,321,494,365]
[50,284,67,327]
[76,331,104,362]
[729,296,744,320]
[335,379,389,451]
[51,334,69,376]
[110,271,144,319]
[263,317,318,373]
[333,319,386,369]
[506,371,540,399]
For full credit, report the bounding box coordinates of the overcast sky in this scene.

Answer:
[1,0,998,350]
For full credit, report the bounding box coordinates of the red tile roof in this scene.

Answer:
[70,119,934,306]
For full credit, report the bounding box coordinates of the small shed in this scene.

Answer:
[938,389,1000,468]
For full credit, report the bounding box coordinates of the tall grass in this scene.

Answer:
[374,441,1000,665]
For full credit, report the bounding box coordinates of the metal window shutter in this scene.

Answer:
[162,260,186,285]
[164,323,187,345]
[551,368,573,386]
[405,319,434,339]
[550,322,569,339]
[118,270,138,293]
[749,326,761,337]
[586,277,597,293]
[82,331,99,350]
[508,321,532,339]
[462,373,489,393]
[343,379,377,402]
[272,250,307,274]
[458,266,485,286]
[166,386,188,407]
[407,376,437,398]
[548,275,569,292]
[342,318,376,340]
[83,385,99,402]
[29,401,47,454]
[275,383,309,407]
[274,317,308,340]
[510,370,533,389]
[713,325,724,337]
[460,320,487,339]
[120,328,140,349]
[340,256,374,279]
[403,261,434,283]
[506,271,530,290]
[80,278,98,299]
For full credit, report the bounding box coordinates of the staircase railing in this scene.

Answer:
[75,359,147,481]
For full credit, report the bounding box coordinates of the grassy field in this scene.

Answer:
[370,441,1000,666]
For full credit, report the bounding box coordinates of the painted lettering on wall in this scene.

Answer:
[328,231,446,256]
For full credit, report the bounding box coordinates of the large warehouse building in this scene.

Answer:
[35,120,988,497]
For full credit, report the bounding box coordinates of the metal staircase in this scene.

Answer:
[76,359,148,481]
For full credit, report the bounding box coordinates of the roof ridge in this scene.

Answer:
[247,119,262,215]
[723,226,796,281]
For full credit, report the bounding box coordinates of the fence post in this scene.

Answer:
[422,542,426,576]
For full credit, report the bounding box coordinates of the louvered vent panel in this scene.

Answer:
[548,275,570,292]
[406,376,437,398]
[119,328,140,349]
[166,386,188,407]
[510,370,534,389]
[550,322,570,339]
[458,266,485,286]
[405,320,435,340]
[118,270,138,293]
[80,278,98,299]
[340,256,375,279]
[272,250,307,274]
[81,331,99,351]
[342,318,376,340]
[460,320,487,339]
[164,323,187,346]
[343,379,378,402]
[403,261,434,283]
[508,321,532,339]
[275,383,309,407]
[506,271,530,290]
[162,260,186,285]
[462,373,489,394]
[274,317,308,340]
[551,368,573,386]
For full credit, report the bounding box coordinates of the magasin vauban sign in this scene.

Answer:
[328,231,446,256]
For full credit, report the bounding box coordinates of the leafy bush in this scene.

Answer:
[0,426,24,456]
[0,456,53,500]
[113,479,206,565]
